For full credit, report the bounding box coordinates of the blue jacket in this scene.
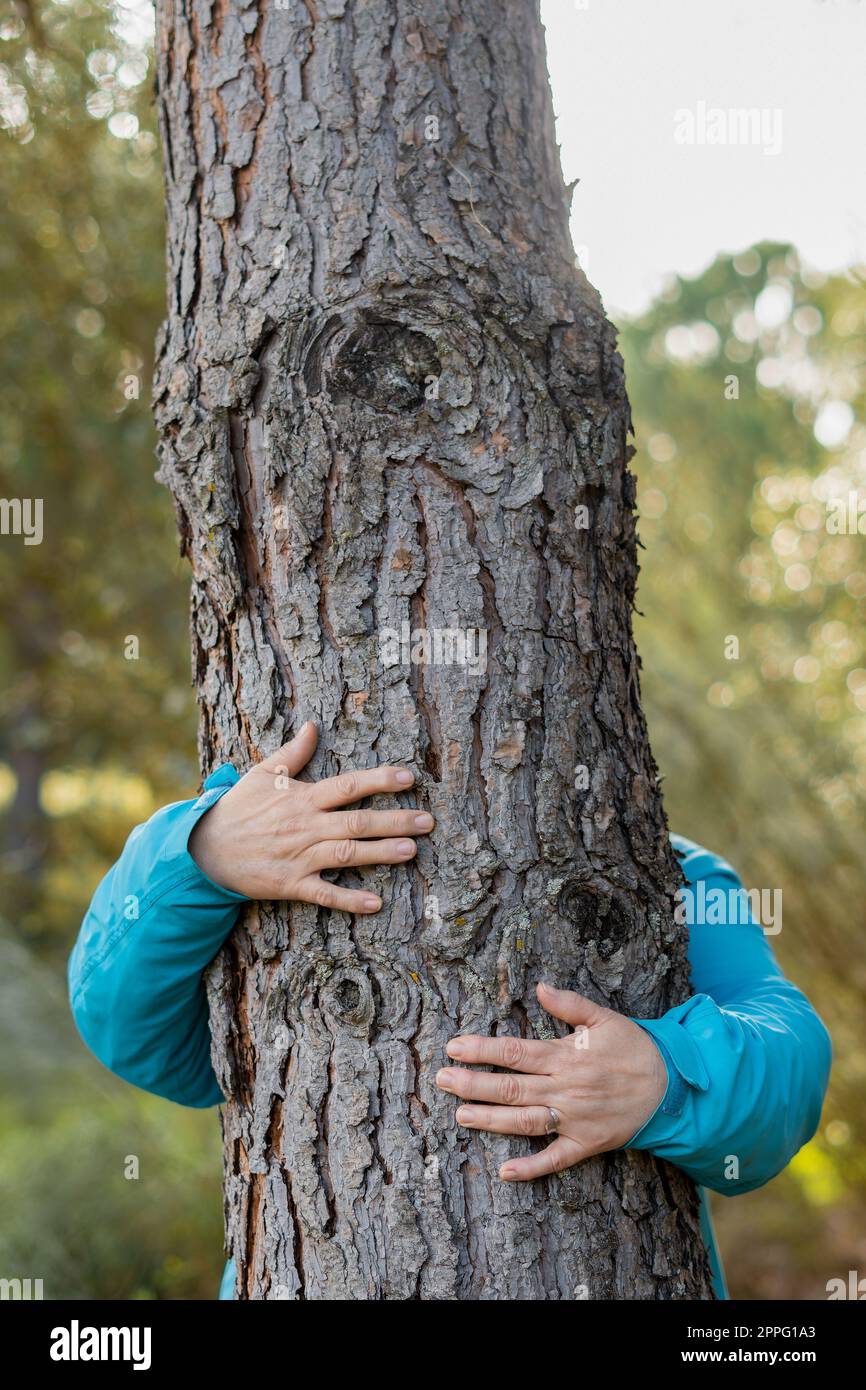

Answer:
[68,764,832,1300]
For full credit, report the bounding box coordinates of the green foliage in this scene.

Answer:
[622,245,866,1296]
[0,0,197,946]
[0,928,223,1299]
[0,0,215,1301]
[0,1087,224,1301]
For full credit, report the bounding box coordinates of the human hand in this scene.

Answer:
[435,982,666,1180]
[188,721,432,913]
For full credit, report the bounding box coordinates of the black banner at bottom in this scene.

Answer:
[3,1296,860,1376]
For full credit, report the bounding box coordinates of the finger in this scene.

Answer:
[444,1033,559,1075]
[315,807,434,840]
[499,1136,588,1182]
[307,836,418,872]
[537,982,609,1030]
[295,875,383,915]
[455,1104,558,1137]
[311,765,416,810]
[436,1066,550,1106]
[257,721,319,779]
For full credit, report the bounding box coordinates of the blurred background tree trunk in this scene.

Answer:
[153,0,713,1299]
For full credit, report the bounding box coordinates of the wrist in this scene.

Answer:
[631,1026,669,1131]
[188,805,237,893]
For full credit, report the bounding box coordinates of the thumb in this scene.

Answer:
[537,982,608,1030]
[259,720,318,778]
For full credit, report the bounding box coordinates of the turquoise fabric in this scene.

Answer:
[69,766,831,1300]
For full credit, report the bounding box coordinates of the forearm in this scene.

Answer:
[627,839,832,1193]
[68,765,247,1107]
[68,739,433,1108]
[629,978,832,1193]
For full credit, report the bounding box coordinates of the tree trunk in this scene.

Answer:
[153,0,714,1300]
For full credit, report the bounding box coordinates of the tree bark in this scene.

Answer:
[153,0,714,1299]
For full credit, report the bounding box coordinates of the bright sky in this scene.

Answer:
[116,0,863,321]
[541,0,866,318]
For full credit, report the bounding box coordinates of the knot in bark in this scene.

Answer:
[321,966,375,1036]
[329,320,441,412]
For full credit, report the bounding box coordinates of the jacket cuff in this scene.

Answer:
[157,763,248,906]
[625,994,713,1149]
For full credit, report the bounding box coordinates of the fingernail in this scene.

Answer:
[500,1165,517,1180]
[397,839,415,856]
[456,1106,475,1125]
[446,1039,465,1058]
[436,1069,456,1090]
[362,895,381,911]
[394,769,414,785]
[414,814,433,829]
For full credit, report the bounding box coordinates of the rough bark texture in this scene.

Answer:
[153,0,715,1299]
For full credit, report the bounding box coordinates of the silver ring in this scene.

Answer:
[545,1107,559,1134]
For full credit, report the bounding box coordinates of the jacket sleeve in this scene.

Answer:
[625,834,832,1195]
[68,763,248,1108]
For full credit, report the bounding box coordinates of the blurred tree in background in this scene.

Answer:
[0,0,195,943]
[0,0,215,1299]
[0,0,863,1300]
[622,247,866,1298]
